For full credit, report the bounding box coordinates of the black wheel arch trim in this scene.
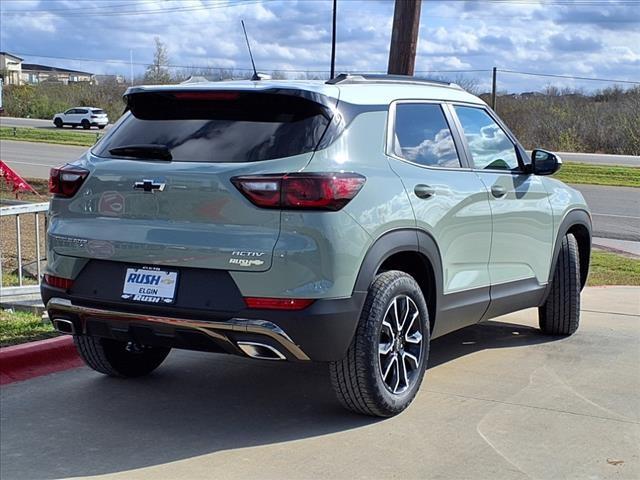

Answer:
[543,208,592,302]
[353,228,443,323]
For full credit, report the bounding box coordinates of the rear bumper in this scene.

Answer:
[43,289,366,362]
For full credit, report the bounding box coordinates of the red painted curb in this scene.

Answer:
[0,335,83,385]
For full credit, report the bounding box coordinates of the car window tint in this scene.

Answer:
[77,109,88,114]
[94,91,331,163]
[454,106,519,171]
[393,103,460,168]
[65,109,75,114]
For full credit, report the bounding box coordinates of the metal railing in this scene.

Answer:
[0,202,49,297]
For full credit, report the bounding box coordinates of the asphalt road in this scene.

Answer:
[0,140,87,177]
[1,287,638,480]
[1,139,638,241]
[0,116,112,132]
[573,184,640,241]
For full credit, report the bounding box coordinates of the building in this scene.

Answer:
[94,74,126,85]
[0,52,23,85]
[0,52,96,85]
[21,63,94,84]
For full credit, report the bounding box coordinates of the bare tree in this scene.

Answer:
[144,37,172,84]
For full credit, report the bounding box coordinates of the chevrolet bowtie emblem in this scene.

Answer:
[133,179,166,193]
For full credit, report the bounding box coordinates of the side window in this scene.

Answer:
[392,103,460,168]
[77,109,88,114]
[454,106,520,171]
[65,109,75,115]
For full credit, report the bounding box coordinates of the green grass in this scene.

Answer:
[2,272,39,287]
[0,309,58,347]
[0,126,98,147]
[555,162,640,188]
[588,250,640,286]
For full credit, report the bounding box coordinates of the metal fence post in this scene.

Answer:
[15,214,23,286]
[35,213,42,281]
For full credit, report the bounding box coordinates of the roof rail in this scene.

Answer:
[326,73,462,89]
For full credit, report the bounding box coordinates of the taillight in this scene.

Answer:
[49,165,89,198]
[231,173,365,211]
[44,274,74,290]
[244,297,314,310]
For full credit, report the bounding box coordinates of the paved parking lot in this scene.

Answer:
[1,287,638,480]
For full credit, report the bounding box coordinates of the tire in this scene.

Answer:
[330,270,430,417]
[81,119,90,130]
[539,233,581,335]
[54,118,63,128]
[98,125,106,129]
[74,335,170,377]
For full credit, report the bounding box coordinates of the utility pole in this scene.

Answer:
[130,50,134,86]
[330,0,337,79]
[491,67,497,110]
[387,0,422,76]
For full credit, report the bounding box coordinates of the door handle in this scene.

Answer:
[414,184,435,199]
[491,185,507,198]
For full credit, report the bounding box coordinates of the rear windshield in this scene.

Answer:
[93,91,332,163]
[91,109,105,114]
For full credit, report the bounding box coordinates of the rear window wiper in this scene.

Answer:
[108,144,172,161]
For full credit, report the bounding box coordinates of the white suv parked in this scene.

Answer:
[53,107,109,129]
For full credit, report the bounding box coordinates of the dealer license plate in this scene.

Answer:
[121,267,178,304]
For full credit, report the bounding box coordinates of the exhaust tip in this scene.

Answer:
[52,318,76,334]
[237,341,286,361]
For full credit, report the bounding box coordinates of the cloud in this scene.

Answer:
[549,34,602,53]
[0,0,638,92]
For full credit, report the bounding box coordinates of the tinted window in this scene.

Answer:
[454,106,519,170]
[94,91,331,163]
[91,109,105,114]
[392,103,460,168]
[77,109,88,114]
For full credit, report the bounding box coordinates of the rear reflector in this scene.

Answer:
[49,165,89,198]
[232,172,365,211]
[44,274,74,290]
[244,297,314,310]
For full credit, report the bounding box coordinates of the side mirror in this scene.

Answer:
[531,149,562,175]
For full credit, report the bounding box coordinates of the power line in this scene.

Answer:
[8,52,638,84]
[1,0,267,17]
[498,69,640,84]
[0,1,162,14]
[8,52,493,75]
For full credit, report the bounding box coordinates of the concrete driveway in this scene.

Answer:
[1,286,638,480]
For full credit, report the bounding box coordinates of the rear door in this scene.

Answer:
[49,89,338,272]
[386,101,493,336]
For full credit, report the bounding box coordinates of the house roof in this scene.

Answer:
[21,63,93,76]
[0,52,24,62]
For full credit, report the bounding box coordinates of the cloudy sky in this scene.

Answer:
[1,0,639,92]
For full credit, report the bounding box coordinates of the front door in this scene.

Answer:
[386,101,493,336]
[451,105,554,314]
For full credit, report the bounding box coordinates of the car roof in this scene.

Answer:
[126,78,485,107]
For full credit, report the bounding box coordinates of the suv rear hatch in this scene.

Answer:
[49,86,339,272]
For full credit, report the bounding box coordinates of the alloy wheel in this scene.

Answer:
[378,295,423,395]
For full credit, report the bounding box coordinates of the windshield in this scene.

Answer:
[93,91,332,163]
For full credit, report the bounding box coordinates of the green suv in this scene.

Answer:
[42,74,591,417]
